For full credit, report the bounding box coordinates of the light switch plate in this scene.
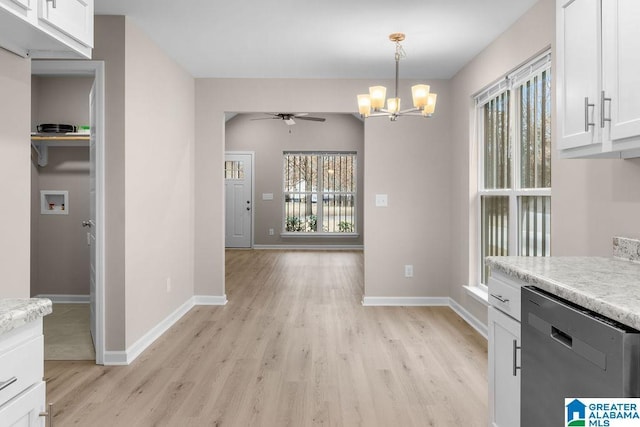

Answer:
[375,194,388,207]
[262,193,274,201]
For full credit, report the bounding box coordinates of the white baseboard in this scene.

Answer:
[253,244,364,250]
[193,295,228,305]
[103,351,128,366]
[103,295,228,366]
[448,298,488,339]
[362,296,450,306]
[34,294,89,303]
[361,295,487,340]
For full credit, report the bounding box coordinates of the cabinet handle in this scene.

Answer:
[600,91,611,128]
[0,376,17,391]
[39,403,54,427]
[46,0,56,8]
[512,339,521,377]
[584,97,595,132]
[489,293,509,304]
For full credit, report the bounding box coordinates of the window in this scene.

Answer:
[283,152,356,234]
[477,52,552,284]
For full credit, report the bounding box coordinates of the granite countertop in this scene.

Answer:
[0,298,52,336]
[486,256,640,330]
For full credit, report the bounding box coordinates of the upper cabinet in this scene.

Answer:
[556,0,640,158]
[0,0,93,59]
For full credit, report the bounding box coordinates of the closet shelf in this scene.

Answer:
[31,133,90,141]
[30,133,90,167]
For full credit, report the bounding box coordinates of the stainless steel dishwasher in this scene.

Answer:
[521,286,640,427]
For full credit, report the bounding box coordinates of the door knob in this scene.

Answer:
[82,220,92,227]
[246,207,250,211]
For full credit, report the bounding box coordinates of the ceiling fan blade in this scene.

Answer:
[250,117,279,121]
[296,116,326,122]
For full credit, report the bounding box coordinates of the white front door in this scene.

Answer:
[225,153,253,248]
[88,81,97,352]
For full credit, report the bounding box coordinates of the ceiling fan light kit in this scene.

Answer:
[357,33,438,121]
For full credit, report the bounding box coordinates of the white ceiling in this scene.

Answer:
[94,0,538,79]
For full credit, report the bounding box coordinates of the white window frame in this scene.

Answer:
[475,51,552,288]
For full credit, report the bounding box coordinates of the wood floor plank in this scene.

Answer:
[44,250,487,426]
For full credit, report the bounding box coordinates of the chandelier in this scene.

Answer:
[357,33,437,121]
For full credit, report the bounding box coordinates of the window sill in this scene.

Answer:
[463,285,489,306]
[280,232,360,238]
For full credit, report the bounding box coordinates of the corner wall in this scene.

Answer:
[123,18,195,348]
[0,48,30,298]
[195,78,452,301]
[448,0,554,323]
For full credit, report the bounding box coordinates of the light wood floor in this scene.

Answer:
[45,250,488,426]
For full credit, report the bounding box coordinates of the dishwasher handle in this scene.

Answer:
[551,326,573,348]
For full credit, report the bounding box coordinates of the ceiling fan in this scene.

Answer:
[251,113,326,126]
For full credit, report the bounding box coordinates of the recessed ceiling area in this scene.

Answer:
[94,0,538,79]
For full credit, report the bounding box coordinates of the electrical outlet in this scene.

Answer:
[166,277,171,292]
[269,228,274,236]
[404,265,414,278]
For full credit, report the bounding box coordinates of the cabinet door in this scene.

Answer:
[556,0,601,150]
[0,0,34,20]
[602,0,640,143]
[0,381,46,426]
[39,0,93,47]
[488,306,520,427]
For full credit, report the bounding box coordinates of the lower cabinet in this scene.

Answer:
[0,381,46,426]
[488,305,521,427]
[0,320,47,427]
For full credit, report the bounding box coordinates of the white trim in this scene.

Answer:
[361,296,488,340]
[31,60,106,366]
[102,351,128,366]
[449,298,488,339]
[193,295,228,305]
[124,298,195,365]
[102,295,227,365]
[253,244,364,250]
[362,296,450,306]
[464,285,490,306]
[34,294,89,304]
[280,232,360,238]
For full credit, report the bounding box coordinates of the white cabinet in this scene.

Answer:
[38,0,93,48]
[488,271,522,427]
[488,306,520,427]
[556,0,640,158]
[0,0,93,58]
[0,320,47,427]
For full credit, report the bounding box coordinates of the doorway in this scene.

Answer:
[31,60,106,365]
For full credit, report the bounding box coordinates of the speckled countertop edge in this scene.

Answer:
[486,256,640,330]
[613,236,640,263]
[0,298,52,336]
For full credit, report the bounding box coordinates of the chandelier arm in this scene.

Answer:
[398,107,421,115]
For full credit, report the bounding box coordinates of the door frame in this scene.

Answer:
[224,151,255,248]
[31,60,106,365]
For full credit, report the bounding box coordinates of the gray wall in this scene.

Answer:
[225,113,364,246]
[31,76,92,297]
[0,48,30,298]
